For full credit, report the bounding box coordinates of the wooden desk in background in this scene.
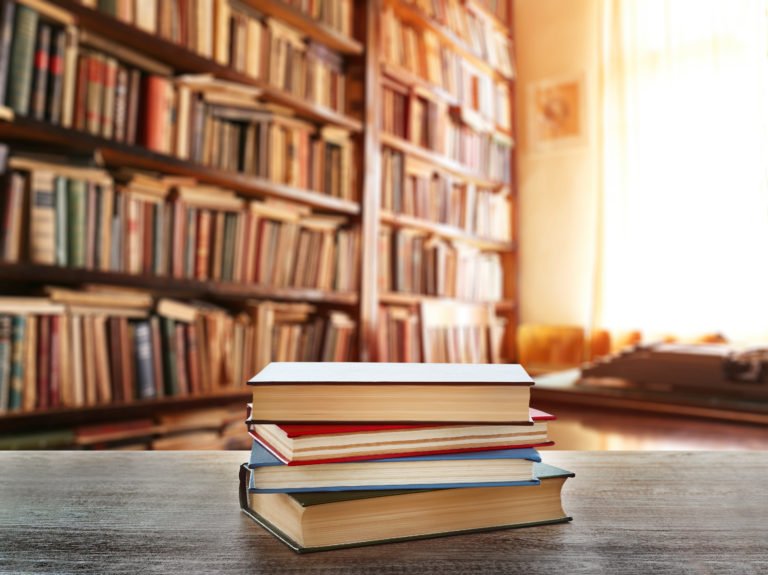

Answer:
[1,451,766,574]
[533,370,768,450]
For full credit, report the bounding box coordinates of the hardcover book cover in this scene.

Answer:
[247,440,542,492]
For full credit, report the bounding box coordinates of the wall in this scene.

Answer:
[514,0,600,327]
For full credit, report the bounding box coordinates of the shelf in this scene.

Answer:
[380,291,515,311]
[241,0,364,55]
[0,117,361,215]
[386,0,514,85]
[380,132,509,188]
[380,210,515,251]
[0,263,359,306]
[0,389,251,434]
[47,0,363,132]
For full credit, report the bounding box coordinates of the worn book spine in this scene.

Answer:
[149,315,164,398]
[29,171,56,265]
[84,181,97,269]
[92,316,111,404]
[36,315,50,410]
[0,315,12,413]
[119,317,134,401]
[0,0,17,106]
[161,316,178,396]
[72,53,88,130]
[7,315,26,411]
[30,22,50,120]
[48,314,61,408]
[195,208,211,280]
[46,26,66,124]
[67,178,86,267]
[113,65,128,141]
[53,176,68,266]
[7,4,38,115]
[143,75,171,153]
[133,320,156,400]
[125,68,141,145]
[107,317,123,403]
[86,52,105,135]
[174,323,189,395]
[101,56,117,139]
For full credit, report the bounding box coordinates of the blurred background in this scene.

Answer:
[0,0,766,451]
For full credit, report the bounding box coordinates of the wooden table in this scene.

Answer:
[2,451,766,574]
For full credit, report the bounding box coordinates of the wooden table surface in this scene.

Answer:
[1,451,766,574]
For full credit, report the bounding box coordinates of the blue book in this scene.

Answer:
[248,440,541,493]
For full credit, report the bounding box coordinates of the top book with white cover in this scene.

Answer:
[247,362,534,424]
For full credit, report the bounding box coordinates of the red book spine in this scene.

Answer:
[31,24,51,121]
[143,75,170,153]
[73,54,89,131]
[37,315,50,411]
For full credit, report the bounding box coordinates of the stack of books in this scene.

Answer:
[239,362,573,552]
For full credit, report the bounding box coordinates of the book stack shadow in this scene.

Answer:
[238,362,573,552]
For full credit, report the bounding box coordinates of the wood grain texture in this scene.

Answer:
[1,451,766,574]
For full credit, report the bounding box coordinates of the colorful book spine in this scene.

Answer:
[6,3,38,115]
[30,22,51,120]
[7,315,26,411]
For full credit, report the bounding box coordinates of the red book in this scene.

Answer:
[73,54,89,131]
[143,75,171,153]
[36,315,50,411]
[247,406,556,465]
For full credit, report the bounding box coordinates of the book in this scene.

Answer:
[247,440,541,492]
[239,461,574,552]
[247,406,554,465]
[6,2,39,115]
[247,362,533,424]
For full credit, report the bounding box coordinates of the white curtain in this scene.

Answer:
[596,0,768,341]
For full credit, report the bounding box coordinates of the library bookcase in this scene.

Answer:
[0,0,518,447]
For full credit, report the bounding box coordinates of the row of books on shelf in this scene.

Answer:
[0,1,355,190]
[382,5,512,129]
[382,81,512,182]
[379,226,504,301]
[399,0,514,71]
[0,288,356,414]
[377,304,507,363]
[83,0,354,43]
[381,147,512,241]
[0,152,360,291]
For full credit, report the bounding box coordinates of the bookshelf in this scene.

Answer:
[0,0,518,444]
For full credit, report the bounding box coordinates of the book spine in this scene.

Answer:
[7,315,26,411]
[125,68,141,145]
[101,57,117,139]
[30,22,50,120]
[53,176,68,266]
[107,317,123,402]
[0,315,12,414]
[36,315,50,411]
[46,26,66,124]
[86,52,104,135]
[67,178,86,267]
[29,171,56,265]
[48,314,60,408]
[113,65,128,142]
[133,320,156,400]
[174,323,189,395]
[160,316,178,396]
[6,4,39,115]
[149,315,164,398]
[0,0,17,106]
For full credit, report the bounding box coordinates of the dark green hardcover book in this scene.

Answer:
[239,462,574,553]
[160,316,178,396]
[54,176,68,266]
[8,315,26,411]
[0,315,11,412]
[67,178,86,267]
[6,3,39,115]
[0,0,16,106]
